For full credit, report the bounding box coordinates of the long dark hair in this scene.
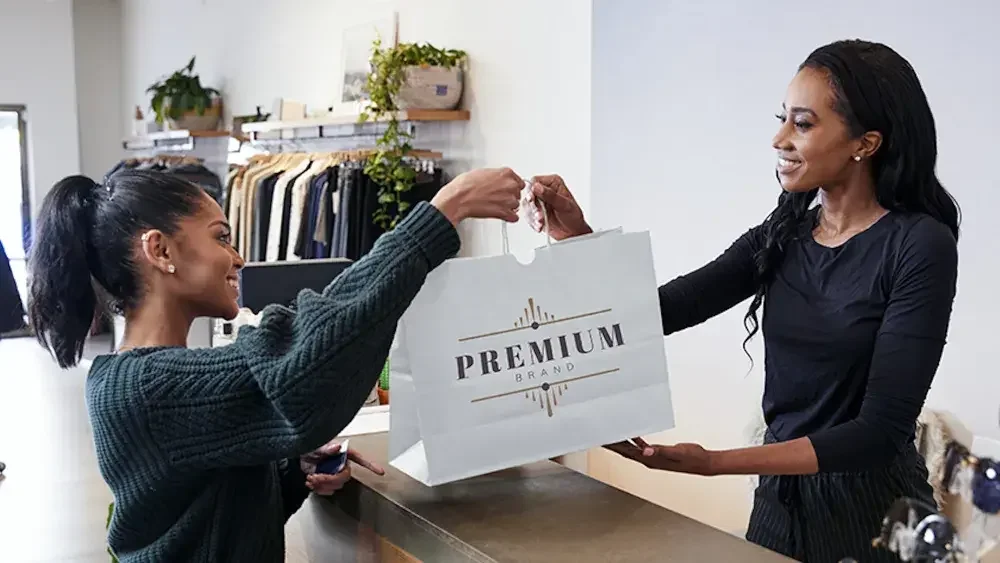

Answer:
[743,39,961,350]
[27,170,204,368]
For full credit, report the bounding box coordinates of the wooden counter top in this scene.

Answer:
[285,433,791,562]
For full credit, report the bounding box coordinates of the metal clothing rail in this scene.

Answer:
[239,109,469,142]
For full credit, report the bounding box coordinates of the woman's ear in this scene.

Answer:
[139,230,175,275]
[858,130,884,159]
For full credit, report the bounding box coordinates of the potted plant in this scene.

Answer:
[377,358,390,405]
[361,39,467,229]
[147,57,222,131]
[106,502,118,562]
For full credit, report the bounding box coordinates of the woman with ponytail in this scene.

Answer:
[28,167,524,561]
[530,39,959,562]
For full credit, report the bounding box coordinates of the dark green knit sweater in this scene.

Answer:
[87,203,459,562]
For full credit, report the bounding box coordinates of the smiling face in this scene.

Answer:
[163,193,245,320]
[772,66,873,192]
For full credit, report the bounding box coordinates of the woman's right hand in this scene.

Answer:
[431,168,525,225]
[528,174,593,240]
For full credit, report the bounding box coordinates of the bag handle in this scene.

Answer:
[501,179,552,256]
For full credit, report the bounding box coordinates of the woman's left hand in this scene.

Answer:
[300,440,386,496]
[604,437,717,476]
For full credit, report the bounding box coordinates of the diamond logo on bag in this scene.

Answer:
[455,298,622,417]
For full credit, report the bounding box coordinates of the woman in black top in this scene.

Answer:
[530,39,959,562]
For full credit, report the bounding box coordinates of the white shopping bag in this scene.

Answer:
[389,227,674,486]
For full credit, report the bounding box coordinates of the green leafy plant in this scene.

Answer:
[107,501,118,562]
[146,56,220,124]
[361,39,467,229]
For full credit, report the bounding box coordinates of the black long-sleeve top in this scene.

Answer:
[657,210,958,472]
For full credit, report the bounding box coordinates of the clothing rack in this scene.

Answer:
[240,147,442,162]
[225,148,445,265]
[121,130,232,200]
[119,154,205,167]
[106,154,226,203]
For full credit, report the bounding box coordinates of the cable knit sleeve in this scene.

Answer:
[137,202,459,469]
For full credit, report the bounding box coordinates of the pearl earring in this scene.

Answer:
[853,155,862,162]
[167,265,176,274]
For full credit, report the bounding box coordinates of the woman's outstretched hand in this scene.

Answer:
[300,440,386,496]
[527,174,593,240]
[431,167,525,225]
[604,437,717,476]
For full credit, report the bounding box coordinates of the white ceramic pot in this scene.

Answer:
[393,65,464,110]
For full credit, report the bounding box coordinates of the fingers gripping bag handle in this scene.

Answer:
[500,178,552,256]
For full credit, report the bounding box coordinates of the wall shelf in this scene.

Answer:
[123,129,243,151]
[240,109,470,141]
[120,129,239,186]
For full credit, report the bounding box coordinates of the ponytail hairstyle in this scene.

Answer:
[743,39,961,352]
[28,170,204,368]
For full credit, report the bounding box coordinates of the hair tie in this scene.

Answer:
[97,178,113,200]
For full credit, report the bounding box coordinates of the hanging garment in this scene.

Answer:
[228,155,441,263]
[275,171,297,262]
[251,173,281,262]
[239,158,286,255]
[228,177,243,255]
[294,173,326,260]
[170,162,224,203]
[106,159,224,203]
[333,167,358,259]
[308,173,328,259]
[347,168,367,260]
[353,168,444,259]
[356,173,384,258]
[283,159,328,262]
[222,167,242,219]
[265,158,311,262]
[330,165,349,258]
[311,167,338,260]
[0,239,25,333]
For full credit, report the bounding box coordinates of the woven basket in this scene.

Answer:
[393,65,464,110]
[166,99,222,131]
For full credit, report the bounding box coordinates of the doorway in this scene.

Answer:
[0,105,30,328]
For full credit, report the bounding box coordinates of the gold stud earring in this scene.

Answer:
[167,265,176,274]
[853,155,862,162]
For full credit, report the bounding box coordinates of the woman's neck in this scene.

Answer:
[817,177,885,236]
[119,297,193,351]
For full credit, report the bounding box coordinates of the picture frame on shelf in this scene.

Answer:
[335,9,398,116]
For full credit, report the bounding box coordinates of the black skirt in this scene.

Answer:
[745,430,935,562]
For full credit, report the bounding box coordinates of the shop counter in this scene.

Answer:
[284,432,791,562]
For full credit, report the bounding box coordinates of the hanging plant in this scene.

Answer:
[360,38,467,229]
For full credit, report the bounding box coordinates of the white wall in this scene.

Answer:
[590,0,1000,534]
[119,0,591,258]
[0,0,80,217]
[118,0,592,473]
[73,0,124,181]
[48,0,1000,538]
